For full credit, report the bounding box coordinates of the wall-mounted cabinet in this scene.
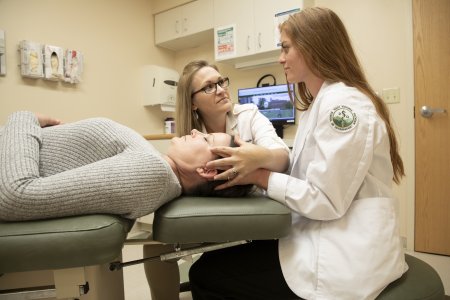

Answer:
[214,0,314,68]
[154,0,214,51]
[153,0,314,68]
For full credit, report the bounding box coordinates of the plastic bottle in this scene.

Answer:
[164,117,175,134]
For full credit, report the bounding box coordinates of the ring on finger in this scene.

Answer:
[231,168,238,177]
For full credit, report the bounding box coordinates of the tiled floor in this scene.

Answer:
[122,244,193,300]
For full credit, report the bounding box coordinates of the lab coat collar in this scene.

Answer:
[200,111,234,134]
[290,81,331,171]
[314,80,333,99]
[226,111,236,134]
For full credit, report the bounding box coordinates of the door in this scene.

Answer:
[413,0,450,255]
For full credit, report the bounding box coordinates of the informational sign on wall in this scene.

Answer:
[215,24,236,59]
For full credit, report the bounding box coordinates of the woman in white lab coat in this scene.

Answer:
[144,60,290,300]
[175,59,289,172]
[190,7,407,300]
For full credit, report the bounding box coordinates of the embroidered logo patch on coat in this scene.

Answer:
[329,105,358,132]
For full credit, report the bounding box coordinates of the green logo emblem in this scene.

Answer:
[329,105,358,132]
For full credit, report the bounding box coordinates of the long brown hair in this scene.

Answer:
[175,60,219,137]
[281,7,404,183]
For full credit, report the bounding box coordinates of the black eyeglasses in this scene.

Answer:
[191,77,230,96]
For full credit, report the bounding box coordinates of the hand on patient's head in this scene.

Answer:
[206,136,256,177]
[205,135,275,191]
[231,134,246,146]
[35,113,62,128]
[165,131,253,197]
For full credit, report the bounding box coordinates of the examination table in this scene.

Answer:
[0,195,445,299]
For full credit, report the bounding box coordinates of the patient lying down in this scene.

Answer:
[0,111,252,222]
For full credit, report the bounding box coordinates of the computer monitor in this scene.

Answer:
[237,83,295,138]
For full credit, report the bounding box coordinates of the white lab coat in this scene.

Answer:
[268,82,407,300]
[201,103,289,151]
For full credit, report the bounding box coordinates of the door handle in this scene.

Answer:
[420,106,447,118]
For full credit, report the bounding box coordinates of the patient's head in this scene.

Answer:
[166,130,253,197]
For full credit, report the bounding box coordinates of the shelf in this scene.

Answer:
[143,134,175,140]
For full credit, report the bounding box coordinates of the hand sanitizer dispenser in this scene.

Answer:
[141,65,179,111]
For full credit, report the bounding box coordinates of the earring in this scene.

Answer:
[193,110,199,119]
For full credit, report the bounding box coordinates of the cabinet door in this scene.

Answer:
[181,0,213,36]
[155,8,182,44]
[254,0,301,53]
[155,0,214,49]
[214,0,254,59]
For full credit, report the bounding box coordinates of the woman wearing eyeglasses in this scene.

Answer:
[176,60,289,177]
[143,60,290,300]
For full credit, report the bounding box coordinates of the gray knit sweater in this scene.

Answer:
[0,111,181,221]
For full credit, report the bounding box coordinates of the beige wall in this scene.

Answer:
[0,0,175,135]
[1,0,449,293]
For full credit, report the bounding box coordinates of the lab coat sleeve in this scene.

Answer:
[234,104,289,152]
[267,93,375,220]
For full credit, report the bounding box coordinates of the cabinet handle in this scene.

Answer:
[175,20,180,34]
[258,32,262,49]
[183,18,188,32]
[247,35,251,51]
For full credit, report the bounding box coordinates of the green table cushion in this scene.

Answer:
[377,254,445,300]
[0,214,132,273]
[153,196,292,244]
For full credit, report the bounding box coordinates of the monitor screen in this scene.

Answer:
[237,84,295,125]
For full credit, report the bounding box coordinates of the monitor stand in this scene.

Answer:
[273,124,284,139]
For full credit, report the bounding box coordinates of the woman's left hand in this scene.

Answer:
[35,113,62,128]
[206,135,272,183]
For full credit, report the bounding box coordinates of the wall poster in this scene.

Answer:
[215,24,236,59]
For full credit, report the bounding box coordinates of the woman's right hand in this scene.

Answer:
[213,168,271,191]
[35,113,62,128]
[207,135,269,179]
